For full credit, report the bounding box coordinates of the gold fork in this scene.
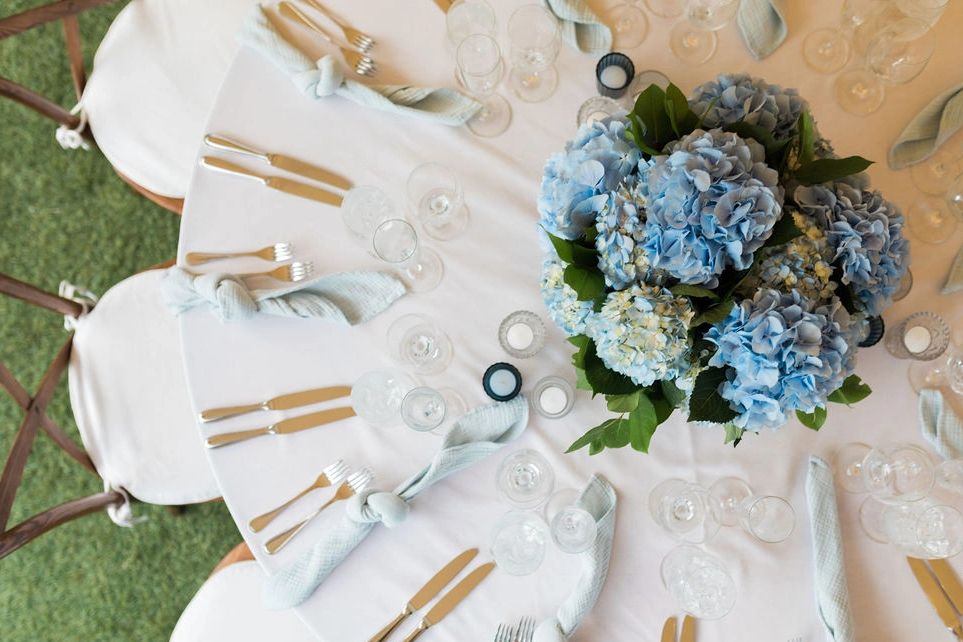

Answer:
[249,459,348,532]
[303,0,375,53]
[186,243,293,266]
[239,261,313,283]
[279,2,376,76]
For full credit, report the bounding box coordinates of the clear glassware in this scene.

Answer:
[372,219,444,292]
[350,369,418,428]
[708,477,795,543]
[490,510,549,575]
[863,443,936,502]
[545,489,597,554]
[340,186,397,252]
[576,96,627,126]
[531,376,575,419]
[915,504,963,558]
[803,0,889,74]
[607,3,648,49]
[910,146,963,195]
[407,162,470,241]
[909,343,963,396]
[669,0,740,65]
[498,310,545,358]
[508,5,561,103]
[863,498,963,558]
[400,386,465,433]
[884,311,951,361]
[649,479,721,544]
[907,196,959,244]
[387,314,454,375]
[937,459,963,493]
[456,34,512,138]
[858,495,890,542]
[947,172,963,217]
[896,0,948,26]
[446,0,496,47]
[645,0,687,18]
[892,268,913,302]
[661,545,737,619]
[834,442,874,493]
[496,449,556,508]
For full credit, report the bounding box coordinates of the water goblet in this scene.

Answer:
[456,33,512,138]
[544,489,597,554]
[862,443,936,502]
[645,0,687,18]
[372,219,444,292]
[906,196,959,244]
[446,0,496,48]
[896,0,948,26]
[803,0,888,73]
[490,510,549,576]
[947,171,963,217]
[508,5,561,103]
[350,369,418,428]
[606,2,648,50]
[669,0,740,65]
[909,343,963,396]
[649,479,721,544]
[400,386,465,433]
[496,449,556,508]
[661,545,737,619]
[386,314,454,375]
[708,478,795,543]
[407,162,470,241]
[910,146,963,195]
[884,311,951,361]
[915,504,963,558]
[340,186,397,252]
[834,442,874,493]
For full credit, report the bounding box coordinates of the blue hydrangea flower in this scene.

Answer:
[705,289,854,431]
[640,129,783,287]
[594,179,653,289]
[748,211,837,304]
[689,74,808,140]
[587,285,694,386]
[538,117,642,239]
[540,258,594,336]
[794,182,909,316]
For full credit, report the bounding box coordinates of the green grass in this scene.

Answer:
[0,3,239,639]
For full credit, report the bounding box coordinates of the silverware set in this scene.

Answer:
[249,459,348,532]
[908,557,963,639]
[662,615,696,642]
[303,0,374,53]
[493,617,535,642]
[186,243,294,266]
[279,1,377,77]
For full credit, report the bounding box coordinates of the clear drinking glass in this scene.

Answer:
[910,147,963,195]
[350,369,418,428]
[496,449,556,508]
[864,443,936,502]
[456,34,512,138]
[884,311,951,361]
[803,0,887,74]
[907,196,959,244]
[490,510,549,575]
[661,546,737,619]
[545,489,597,554]
[607,3,648,49]
[892,268,913,302]
[862,498,963,558]
[649,479,722,544]
[386,314,454,375]
[834,442,874,493]
[372,219,444,292]
[947,172,963,217]
[909,344,963,396]
[937,459,963,493]
[407,162,470,241]
[669,0,740,65]
[446,0,496,47]
[400,386,465,433]
[341,186,397,252]
[508,5,561,103]
[896,0,948,26]
[708,478,795,543]
[645,0,687,18]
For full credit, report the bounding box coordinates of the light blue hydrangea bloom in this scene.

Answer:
[538,117,642,239]
[688,73,808,140]
[794,182,909,316]
[540,258,594,336]
[705,289,854,431]
[640,129,783,287]
[594,178,653,289]
[748,211,837,304]
[587,285,694,386]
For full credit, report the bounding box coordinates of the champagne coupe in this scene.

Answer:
[708,478,795,543]
[508,5,561,103]
[372,219,444,292]
[669,0,740,66]
[649,479,722,544]
[386,314,454,375]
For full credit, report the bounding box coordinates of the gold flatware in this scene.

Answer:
[432,0,452,11]
[186,242,294,266]
[205,406,356,448]
[249,459,349,532]
[367,548,479,642]
[662,615,696,642]
[302,0,374,53]
[908,557,963,639]
[661,617,677,642]
[264,469,373,554]
[931,559,963,615]
[400,562,497,642]
[278,2,376,77]
[200,156,343,206]
[680,615,696,642]
[200,385,352,423]
[240,261,314,283]
[204,135,352,191]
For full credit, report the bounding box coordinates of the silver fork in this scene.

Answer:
[186,242,293,266]
[514,617,535,642]
[303,0,375,53]
[248,459,348,532]
[239,261,313,283]
[493,624,511,642]
[279,2,376,77]
[264,468,373,554]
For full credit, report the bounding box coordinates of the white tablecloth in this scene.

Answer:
[176,1,963,640]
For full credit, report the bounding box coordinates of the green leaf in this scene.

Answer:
[687,367,739,424]
[627,395,659,452]
[567,334,589,349]
[669,284,719,300]
[827,374,872,406]
[794,156,874,185]
[606,391,641,412]
[583,342,640,395]
[546,231,575,263]
[566,418,618,453]
[716,268,751,300]
[583,225,599,244]
[796,406,827,430]
[692,299,735,327]
[664,84,698,138]
[724,423,745,447]
[570,335,590,370]
[660,379,687,407]
[652,395,675,425]
[588,439,605,455]
[762,213,804,249]
[604,417,631,448]
[563,264,606,301]
[546,231,597,267]
[798,111,816,166]
[631,85,673,153]
[575,367,592,391]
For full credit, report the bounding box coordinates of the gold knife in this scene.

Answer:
[204,135,352,191]
[205,406,356,448]
[907,557,963,639]
[399,562,496,642]
[367,548,479,642]
[200,156,343,207]
[199,385,352,423]
[661,617,677,642]
[432,0,451,11]
[930,559,963,621]
[680,615,696,642]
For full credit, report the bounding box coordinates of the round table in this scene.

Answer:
[176,1,963,640]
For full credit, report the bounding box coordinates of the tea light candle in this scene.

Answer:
[539,385,569,415]
[904,325,932,353]
[599,65,628,89]
[483,362,522,402]
[532,376,575,419]
[506,323,535,351]
[595,53,635,99]
[498,310,546,359]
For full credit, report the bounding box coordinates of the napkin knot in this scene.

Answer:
[194,273,260,321]
[314,55,344,97]
[346,490,410,528]
[533,619,566,642]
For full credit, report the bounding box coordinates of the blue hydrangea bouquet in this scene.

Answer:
[538,74,910,455]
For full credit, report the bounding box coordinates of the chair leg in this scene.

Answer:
[165,505,188,516]
[212,541,254,575]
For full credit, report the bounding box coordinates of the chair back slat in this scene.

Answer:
[61,14,86,98]
[0,0,116,39]
[0,273,84,317]
[0,75,80,127]
[0,490,122,559]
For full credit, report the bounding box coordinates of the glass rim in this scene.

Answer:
[508,4,560,46]
[456,33,503,77]
[407,161,464,203]
[372,218,418,263]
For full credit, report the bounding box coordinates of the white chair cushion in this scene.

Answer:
[83,0,259,198]
[68,270,219,505]
[171,561,315,642]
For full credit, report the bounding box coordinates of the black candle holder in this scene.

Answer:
[596,52,635,99]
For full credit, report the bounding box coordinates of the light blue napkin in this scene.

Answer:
[889,82,963,169]
[533,475,617,642]
[737,0,787,60]
[806,455,856,642]
[264,396,529,609]
[239,6,481,127]
[944,245,963,295]
[161,267,406,323]
[920,388,963,460]
[543,0,612,55]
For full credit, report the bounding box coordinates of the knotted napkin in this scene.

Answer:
[533,475,617,642]
[264,396,529,609]
[806,456,856,642]
[161,267,405,323]
[240,5,481,126]
[889,82,963,169]
[944,246,963,295]
[737,0,787,60]
[543,0,612,55]
[920,388,963,460]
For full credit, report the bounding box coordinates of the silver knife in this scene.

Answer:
[205,406,356,448]
[399,562,496,642]
[907,557,963,639]
[367,549,479,642]
[204,135,352,191]
[199,385,352,422]
[200,156,343,207]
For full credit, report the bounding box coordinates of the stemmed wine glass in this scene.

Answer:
[455,33,512,138]
[407,162,470,241]
[544,489,598,554]
[803,0,888,74]
[490,510,549,575]
[669,0,741,65]
[859,496,963,558]
[909,342,963,396]
[400,386,466,433]
[708,477,796,543]
[507,5,561,103]
[910,145,963,195]
[645,0,687,18]
[340,185,397,253]
[372,219,444,292]
[496,449,555,508]
[386,314,454,375]
[607,1,648,50]
[834,442,936,502]
[661,546,737,619]
[649,479,722,544]
[350,369,418,428]
[445,0,496,48]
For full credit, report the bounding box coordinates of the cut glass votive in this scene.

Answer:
[498,310,545,358]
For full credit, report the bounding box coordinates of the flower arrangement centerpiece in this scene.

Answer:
[539,74,909,455]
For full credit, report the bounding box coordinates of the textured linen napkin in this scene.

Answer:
[239,5,481,126]
[543,0,612,55]
[533,475,617,642]
[264,396,529,609]
[737,0,787,60]
[889,82,963,169]
[161,267,405,323]
[920,388,963,460]
[806,455,856,642]
[944,245,963,294]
